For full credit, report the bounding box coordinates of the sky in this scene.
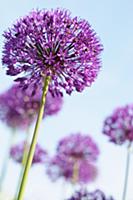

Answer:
[0,0,133,199]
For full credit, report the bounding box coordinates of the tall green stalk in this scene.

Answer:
[122,142,132,200]
[0,129,16,192]
[17,76,51,200]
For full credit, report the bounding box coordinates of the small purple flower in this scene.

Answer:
[67,189,115,200]
[103,104,133,145]
[0,84,63,129]
[10,141,48,165]
[2,9,103,96]
[47,133,99,184]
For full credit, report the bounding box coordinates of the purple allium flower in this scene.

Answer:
[57,133,99,161]
[0,84,63,129]
[10,141,47,164]
[67,189,115,200]
[2,9,103,96]
[47,133,99,184]
[103,104,133,145]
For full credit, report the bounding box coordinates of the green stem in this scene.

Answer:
[0,129,16,192]
[17,76,51,200]
[122,142,132,200]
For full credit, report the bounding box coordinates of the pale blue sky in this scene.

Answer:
[0,0,133,200]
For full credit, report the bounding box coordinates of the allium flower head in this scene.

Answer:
[2,9,103,96]
[10,141,48,164]
[47,133,99,184]
[103,104,133,145]
[57,133,99,161]
[0,84,63,129]
[67,189,115,200]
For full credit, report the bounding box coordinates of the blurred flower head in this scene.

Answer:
[10,141,48,165]
[2,9,103,96]
[0,84,63,129]
[57,133,99,161]
[103,104,133,145]
[47,133,99,184]
[67,189,115,200]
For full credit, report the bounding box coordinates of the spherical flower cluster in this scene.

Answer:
[103,104,133,145]
[2,9,103,96]
[57,133,99,161]
[0,84,63,129]
[10,141,48,165]
[47,133,99,184]
[67,189,115,200]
